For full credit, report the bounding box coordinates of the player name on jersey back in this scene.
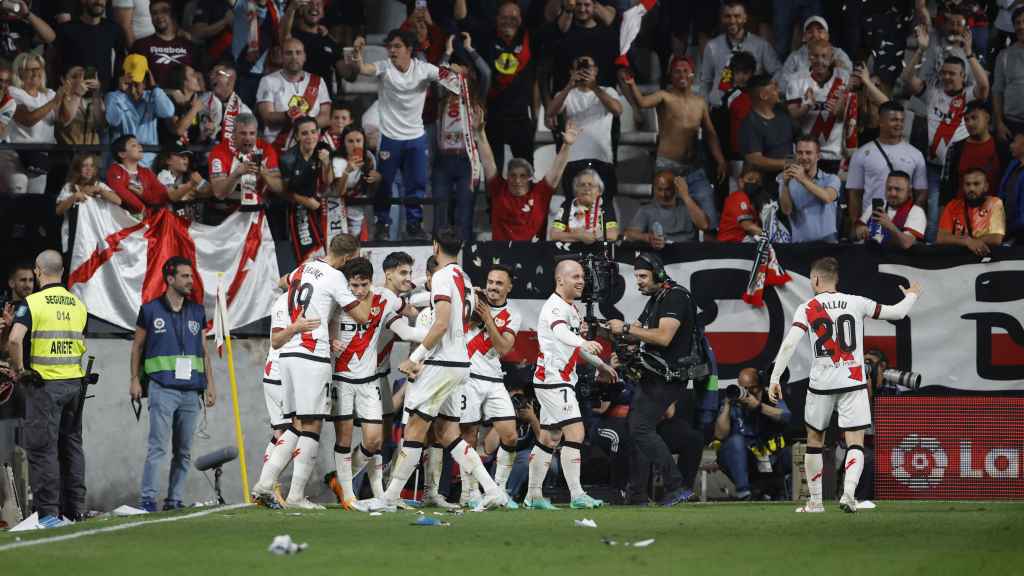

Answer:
[281,259,357,359]
[533,293,583,386]
[427,263,475,366]
[467,302,522,379]
[795,291,880,393]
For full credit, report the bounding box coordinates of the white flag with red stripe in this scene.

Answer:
[68,201,280,331]
[213,272,231,356]
[616,0,657,68]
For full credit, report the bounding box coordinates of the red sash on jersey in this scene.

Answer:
[929,92,967,161]
[467,309,512,357]
[335,294,384,373]
[809,76,844,142]
[272,74,321,151]
[286,264,316,352]
[805,298,862,381]
[844,92,859,151]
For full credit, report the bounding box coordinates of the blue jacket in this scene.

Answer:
[998,160,1024,234]
[137,296,208,391]
[105,87,174,167]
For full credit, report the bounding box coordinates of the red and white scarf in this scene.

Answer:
[221,92,243,152]
[743,237,791,307]
[246,1,279,61]
[436,67,481,188]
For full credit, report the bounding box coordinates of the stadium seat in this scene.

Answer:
[532,144,558,182]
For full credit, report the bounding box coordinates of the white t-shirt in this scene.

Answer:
[334,286,404,379]
[533,293,584,387]
[792,292,879,393]
[112,0,154,41]
[426,262,475,365]
[256,70,330,146]
[266,293,289,380]
[785,68,850,160]
[563,87,618,163]
[924,85,978,166]
[884,203,927,240]
[467,302,521,379]
[55,181,114,251]
[846,141,928,224]
[281,258,358,358]
[7,87,56,143]
[373,58,439,141]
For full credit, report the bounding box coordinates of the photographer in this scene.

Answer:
[504,383,542,501]
[714,367,791,500]
[607,252,707,507]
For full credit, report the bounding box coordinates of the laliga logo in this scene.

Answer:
[891,434,947,489]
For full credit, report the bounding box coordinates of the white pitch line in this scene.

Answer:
[0,503,250,552]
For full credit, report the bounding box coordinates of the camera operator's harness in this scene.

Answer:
[633,281,711,384]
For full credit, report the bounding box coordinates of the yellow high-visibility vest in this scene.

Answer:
[25,285,88,380]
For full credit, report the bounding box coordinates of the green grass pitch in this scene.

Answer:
[3,502,1023,575]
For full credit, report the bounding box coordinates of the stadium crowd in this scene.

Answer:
[0,0,1021,513]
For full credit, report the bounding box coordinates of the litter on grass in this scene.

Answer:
[268,535,307,555]
[413,516,449,527]
[111,505,148,517]
[602,538,656,548]
[574,518,598,528]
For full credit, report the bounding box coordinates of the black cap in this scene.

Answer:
[168,144,193,157]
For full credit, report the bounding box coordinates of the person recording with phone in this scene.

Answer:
[606,253,708,507]
[208,112,283,216]
[866,171,927,250]
[328,125,380,238]
[714,367,791,501]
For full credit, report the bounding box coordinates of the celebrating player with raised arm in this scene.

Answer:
[526,259,618,510]
[251,234,370,510]
[354,227,509,512]
[769,257,922,514]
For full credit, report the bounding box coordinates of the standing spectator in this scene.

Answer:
[999,132,1024,243]
[784,39,850,171]
[623,57,727,228]
[56,66,105,145]
[130,256,216,512]
[257,37,331,152]
[904,29,988,242]
[916,8,980,90]
[994,7,1024,141]
[478,122,579,241]
[52,0,128,93]
[112,0,152,46]
[700,1,779,108]
[866,171,927,250]
[55,153,121,251]
[942,100,1010,206]
[353,29,452,241]
[623,170,710,247]
[1,262,34,352]
[549,168,618,243]
[228,0,282,107]
[779,136,839,243]
[548,55,622,202]
[189,0,236,65]
[771,1,824,59]
[106,134,170,213]
[456,0,539,169]
[155,145,208,223]
[6,251,88,524]
[846,102,928,241]
[718,163,765,244]
[106,54,175,168]
[0,61,14,143]
[131,0,194,89]
[740,75,794,199]
[208,112,283,210]
[549,0,620,98]
[329,125,380,240]
[9,53,68,196]
[321,101,353,151]
[937,168,1006,255]
[278,116,333,262]
[777,16,851,96]
[718,51,756,172]
[0,0,56,63]
[202,63,252,146]
[162,65,207,147]
[280,0,343,96]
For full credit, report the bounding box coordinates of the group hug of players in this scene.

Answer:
[249,226,923,514]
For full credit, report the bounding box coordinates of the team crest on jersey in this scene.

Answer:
[380,150,390,160]
[495,318,505,328]
[188,320,200,335]
[371,306,380,317]
[153,318,165,330]
[287,95,311,114]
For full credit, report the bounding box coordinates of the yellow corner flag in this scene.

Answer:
[215,273,251,503]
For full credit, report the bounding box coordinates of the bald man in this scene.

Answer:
[525,259,617,509]
[7,250,90,524]
[256,36,331,150]
[624,171,711,247]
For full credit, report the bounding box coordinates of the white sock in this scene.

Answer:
[560,442,584,500]
[256,427,298,490]
[351,444,370,476]
[334,445,353,501]
[459,462,475,503]
[286,433,320,502]
[425,444,444,499]
[526,444,554,501]
[383,441,424,502]
[367,451,384,498]
[494,443,516,492]
[844,445,865,500]
[448,439,498,494]
[805,447,824,504]
[263,437,278,464]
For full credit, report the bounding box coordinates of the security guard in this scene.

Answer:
[6,250,88,525]
[607,252,709,507]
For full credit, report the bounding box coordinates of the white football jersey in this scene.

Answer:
[264,293,288,381]
[467,302,522,379]
[334,286,404,379]
[785,68,849,160]
[924,84,977,164]
[533,293,584,386]
[281,259,357,358]
[426,263,475,365]
[793,291,880,393]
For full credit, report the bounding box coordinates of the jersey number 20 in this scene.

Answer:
[811,313,856,358]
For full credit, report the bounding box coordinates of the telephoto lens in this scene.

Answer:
[725,383,749,402]
[882,369,922,390]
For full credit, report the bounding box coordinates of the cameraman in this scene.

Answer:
[607,253,706,507]
[504,383,542,501]
[714,368,791,500]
